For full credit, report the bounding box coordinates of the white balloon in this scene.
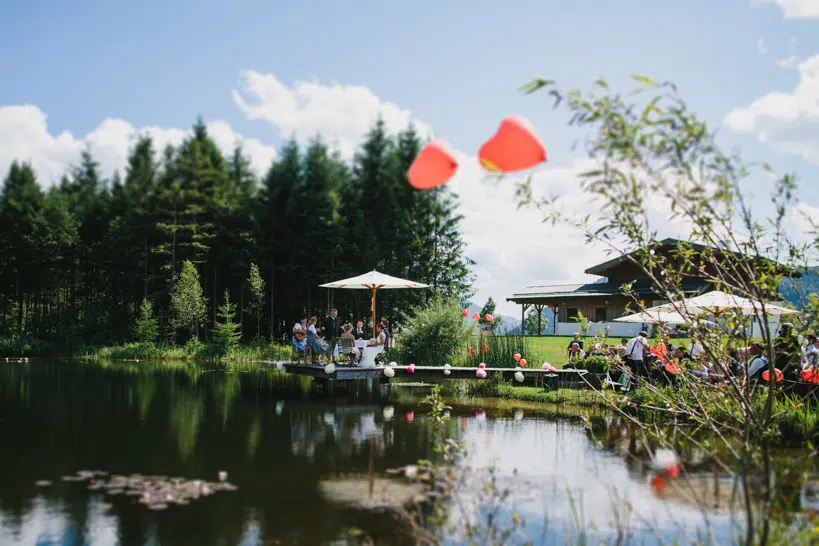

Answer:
[383,367,395,378]
[514,371,525,383]
[276,362,285,372]
[324,363,336,375]
[389,361,398,367]
[444,363,451,368]
[324,413,335,425]
[444,369,451,376]
[383,406,395,421]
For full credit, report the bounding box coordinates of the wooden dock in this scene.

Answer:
[281,363,591,388]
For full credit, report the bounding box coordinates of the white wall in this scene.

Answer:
[556,322,644,338]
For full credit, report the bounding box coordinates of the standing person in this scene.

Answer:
[323,309,341,357]
[381,319,391,350]
[805,334,818,368]
[625,331,649,380]
[746,342,769,380]
[775,322,803,381]
[689,335,704,360]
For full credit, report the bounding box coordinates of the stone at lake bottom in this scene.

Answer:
[147,503,168,511]
[318,476,424,510]
[34,480,52,487]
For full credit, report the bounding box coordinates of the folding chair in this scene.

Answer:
[336,337,358,366]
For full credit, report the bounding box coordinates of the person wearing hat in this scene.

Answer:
[625,331,650,381]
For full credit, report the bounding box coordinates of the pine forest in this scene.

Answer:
[0,117,473,354]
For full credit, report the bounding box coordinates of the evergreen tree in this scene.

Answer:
[523,307,549,336]
[257,139,301,334]
[170,260,207,339]
[246,263,265,340]
[479,297,503,332]
[0,162,44,331]
[134,298,159,343]
[212,289,241,354]
[0,116,475,352]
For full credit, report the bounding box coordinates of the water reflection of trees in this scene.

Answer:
[0,360,460,545]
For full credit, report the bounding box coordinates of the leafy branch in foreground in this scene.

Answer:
[518,74,818,545]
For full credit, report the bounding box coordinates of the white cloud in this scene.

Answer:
[232,70,433,161]
[0,71,714,318]
[758,38,769,55]
[757,0,819,18]
[724,54,819,164]
[0,106,277,185]
[776,55,800,68]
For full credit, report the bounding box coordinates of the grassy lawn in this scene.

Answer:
[497,385,619,408]
[520,335,693,367]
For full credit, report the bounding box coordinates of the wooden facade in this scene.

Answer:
[506,239,798,336]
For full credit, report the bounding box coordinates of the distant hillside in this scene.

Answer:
[465,303,522,334]
[779,268,819,308]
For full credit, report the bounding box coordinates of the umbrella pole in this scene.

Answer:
[371,286,377,335]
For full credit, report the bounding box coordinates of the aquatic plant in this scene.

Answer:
[43,470,238,511]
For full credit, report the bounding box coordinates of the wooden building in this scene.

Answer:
[506,239,798,336]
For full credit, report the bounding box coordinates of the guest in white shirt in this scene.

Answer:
[690,337,704,360]
[625,331,649,378]
[806,337,819,368]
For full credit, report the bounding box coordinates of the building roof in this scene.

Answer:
[584,238,801,277]
[507,278,711,304]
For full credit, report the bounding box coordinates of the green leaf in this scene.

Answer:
[630,74,657,87]
[519,78,553,95]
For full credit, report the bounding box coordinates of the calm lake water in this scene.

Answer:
[0,359,750,545]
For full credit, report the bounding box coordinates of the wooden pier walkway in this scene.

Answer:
[281,363,592,388]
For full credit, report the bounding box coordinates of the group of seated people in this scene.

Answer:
[568,324,819,386]
[291,308,394,364]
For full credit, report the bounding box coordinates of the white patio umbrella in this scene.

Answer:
[650,290,798,317]
[319,270,430,329]
[613,310,697,325]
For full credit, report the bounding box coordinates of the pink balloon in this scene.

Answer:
[472,312,480,320]
[407,139,458,190]
[485,314,494,322]
[406,411,415,422]
[479,362,486,369]
[476,369,487,379]
[407,364,416,374]
[513,353,521,362]
[519,358,527,367]
[479,116,547,173]
[462,308,469,317]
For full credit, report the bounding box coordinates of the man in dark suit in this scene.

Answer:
[353,320,366,340]
[323,309,341,358]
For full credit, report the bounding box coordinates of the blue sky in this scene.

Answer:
[1,0,817,315]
